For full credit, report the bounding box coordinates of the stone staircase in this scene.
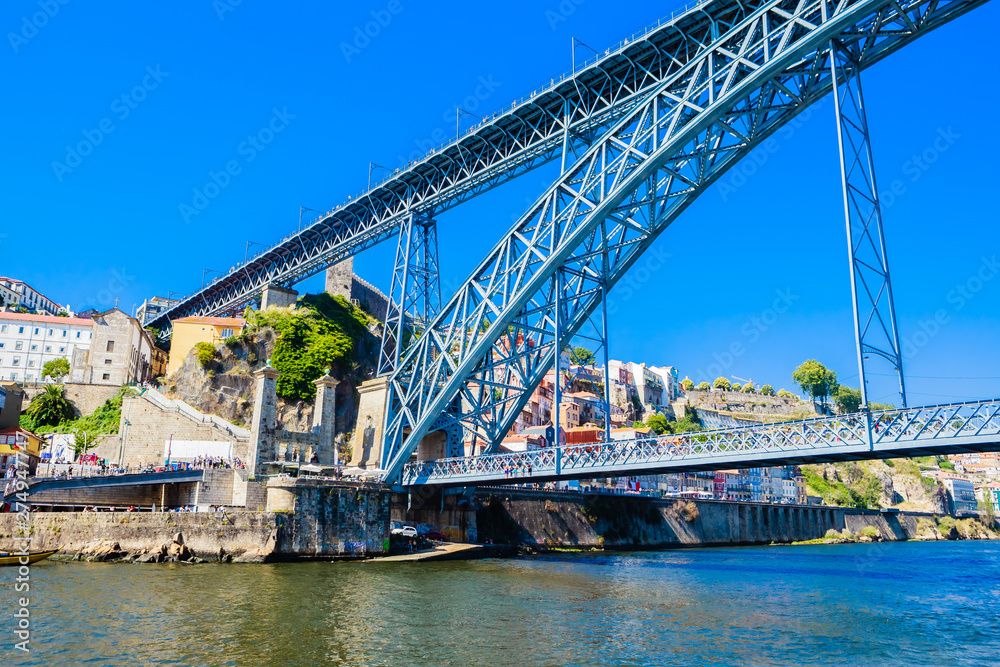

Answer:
[139,387,251,440]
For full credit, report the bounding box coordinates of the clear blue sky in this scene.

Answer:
[2,0,997,407]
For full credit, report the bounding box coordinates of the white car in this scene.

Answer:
[391,525,418,538]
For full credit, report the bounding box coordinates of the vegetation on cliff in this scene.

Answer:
[801,457,950,511]
[238,293,372,402]
[20,387,133,452]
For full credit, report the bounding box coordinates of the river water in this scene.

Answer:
[5,540,999,666]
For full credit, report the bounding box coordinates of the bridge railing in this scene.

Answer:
[400,399,1000,485]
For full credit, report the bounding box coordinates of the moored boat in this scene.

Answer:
[0,550,58,566]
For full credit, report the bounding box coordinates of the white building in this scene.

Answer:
[0,277,62,316]
[650,366,681,402]
[0,312,93,383]
[70,308,156,385]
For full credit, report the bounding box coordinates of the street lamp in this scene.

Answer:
[368,163,389,190]
[298,206,320,233]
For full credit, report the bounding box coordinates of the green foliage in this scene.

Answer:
[713,377,731,391]
[760,385,775,396]
[792,360,838,404]
[569,346,595,366]
[802,465,881,509]
[859,526,879,539]
[249,293,369,401]
[696,382,710,391]
[824,528,842,539]
[681,378,694,391]
[777,389,796,399]
[869,402,896,411]
[938,458,956,472]
[22,387,132,452]
[26,385,74,426]
[835,386,862,414]
[194,342,216,369]
[742,383,756,393]
[41,357,70,380]
[645,414,671,435]
[731,382,742,392]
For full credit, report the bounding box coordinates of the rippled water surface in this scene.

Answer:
[5,540,1000,666]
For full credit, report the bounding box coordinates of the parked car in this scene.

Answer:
[391,525,418,538]
[424,530,448,542]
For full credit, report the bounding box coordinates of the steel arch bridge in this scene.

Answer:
[377,0,992,484]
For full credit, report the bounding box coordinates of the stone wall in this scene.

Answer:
[22,382,120,418]
[24,470,251,509]
[266,478,391,557]
[0,511,279,559]
[474,489,940,548]
[118,395,249,468]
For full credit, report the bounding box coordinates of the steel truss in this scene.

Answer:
[402,399,1000,486]
[830,39,907,408]
[379,214,442,376]
[147,0,776,335]
[381,0,988,483]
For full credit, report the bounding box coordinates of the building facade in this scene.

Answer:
[943,477,978,515]
[135,296,179,326]
[70,309,157,386]
[167,316,246,376]
[0,277,61,316]
[0,312,93,383]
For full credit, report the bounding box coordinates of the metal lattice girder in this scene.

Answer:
[380,0,988,483]
[402,399,1000,486]
[146,1,781,335]
[378,214,442,376]
[830,39,907,408]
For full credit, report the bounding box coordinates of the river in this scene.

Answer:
[5,540,999,666]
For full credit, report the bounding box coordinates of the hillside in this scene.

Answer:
[161,293,382,442]
[802,458,952,513]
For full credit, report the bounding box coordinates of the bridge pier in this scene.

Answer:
[261,284,299,310]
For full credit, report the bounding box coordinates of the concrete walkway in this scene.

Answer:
[372,542,488,562]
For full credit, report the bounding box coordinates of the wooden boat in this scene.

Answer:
[0,550,58,566]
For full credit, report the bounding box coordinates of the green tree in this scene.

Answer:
[870,402,896,411]
[731,382,742,392]
[26,385,75,427]
[569,347,595,366]
[835,386,862,414]
[792,360,838,404]
[742,383,756,393]
[696,382,710,391]
[41,357,70,380]
[646,413,671,435]
[681,378,694,391]
[194,342,216,369]
[777,389,796,398]
[760,385,775,396]
[713,377,732,391]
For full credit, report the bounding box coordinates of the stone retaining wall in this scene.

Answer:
[475,489,941,548]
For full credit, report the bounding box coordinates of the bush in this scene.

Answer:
[696,382,710,391]
[859,526,879,539]
[194,342,216,369]
[825,529,841,539]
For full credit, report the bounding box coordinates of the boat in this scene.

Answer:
[0,550,58,566]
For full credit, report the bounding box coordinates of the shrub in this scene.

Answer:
[825,529,841,539]
[859,526,879,539]
[194,342,216,369]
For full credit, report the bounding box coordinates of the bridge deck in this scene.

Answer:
[401,400,1000,488]
[7,470,205,500]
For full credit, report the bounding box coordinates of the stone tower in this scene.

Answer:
[325,257,354,300]
[247,365,280,476]
[312,374,340,465]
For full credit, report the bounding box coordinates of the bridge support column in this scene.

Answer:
[312,374,340,466]
[378,213,441,376]
[830,40,906,408]
[261,285,299,310]
[248,365,280,477]
[349,377,390,469]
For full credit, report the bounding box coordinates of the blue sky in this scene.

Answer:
[2,0,997,407]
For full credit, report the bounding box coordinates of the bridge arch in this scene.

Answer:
[380,0,990,482]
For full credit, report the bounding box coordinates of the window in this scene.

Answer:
[27,360,34,367]
[0,325,5,332]
[106,340,115,352]
[220,328,234,338]
[12,357,19,366]
[18,327,23,334]
[34,328,39,335]
[0,343,4,349]
[30,345,37,351]
[59,347,65,353]
[62,330,67,337]
[76,331,81,338]
[48,329,53,335]
[102,373,110,380]
[104,359,112,365]
[15,342,22,351]
[45,346,51,352]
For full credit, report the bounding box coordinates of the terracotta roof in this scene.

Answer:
[0,312,91,326]
[174,316,246,327]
